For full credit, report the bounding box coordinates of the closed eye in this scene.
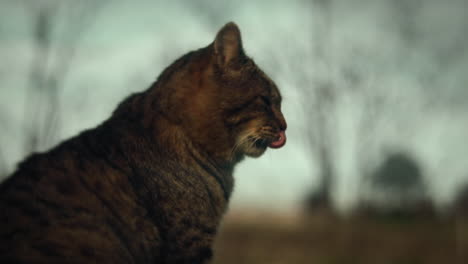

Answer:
[259,96,271,106]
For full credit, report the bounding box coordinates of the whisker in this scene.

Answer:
[230,128,258,158]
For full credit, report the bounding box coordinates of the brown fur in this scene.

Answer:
[0,22,286,263]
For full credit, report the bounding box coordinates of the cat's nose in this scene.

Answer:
[274,110,287,131]
[280,121,287,131]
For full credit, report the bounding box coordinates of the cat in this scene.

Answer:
[0,22,287,263]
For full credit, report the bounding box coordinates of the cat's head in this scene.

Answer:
[150,22,287,162]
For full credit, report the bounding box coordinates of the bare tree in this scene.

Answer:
[0,0,104,176]
[302,0,337,211]
[391,0,422,47]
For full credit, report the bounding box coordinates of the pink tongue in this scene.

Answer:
[269,130,286,149]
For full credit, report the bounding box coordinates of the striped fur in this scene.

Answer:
[0,22,286,263]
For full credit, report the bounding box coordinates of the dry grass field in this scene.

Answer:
[213,209,468,264]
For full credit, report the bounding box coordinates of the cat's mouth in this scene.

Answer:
[268,130,286,149]
[253,130,286,149]
[240,128,287,157]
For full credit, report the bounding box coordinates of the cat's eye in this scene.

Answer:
[259,96,271,106]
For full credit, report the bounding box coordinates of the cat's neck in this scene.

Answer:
[149,115,237,201]
[99,115,236,200]
[146,112,238,172]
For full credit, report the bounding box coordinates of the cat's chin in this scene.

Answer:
[244,146,268,158]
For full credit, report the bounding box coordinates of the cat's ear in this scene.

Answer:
[214,22,244,67]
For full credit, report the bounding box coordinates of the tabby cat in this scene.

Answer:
[0,22,287,263]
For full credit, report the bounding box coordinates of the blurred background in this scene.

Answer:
[1,0,468,263]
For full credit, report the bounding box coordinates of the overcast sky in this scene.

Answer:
[1,0,467,212]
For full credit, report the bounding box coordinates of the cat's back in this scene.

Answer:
[0,132,161,263]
